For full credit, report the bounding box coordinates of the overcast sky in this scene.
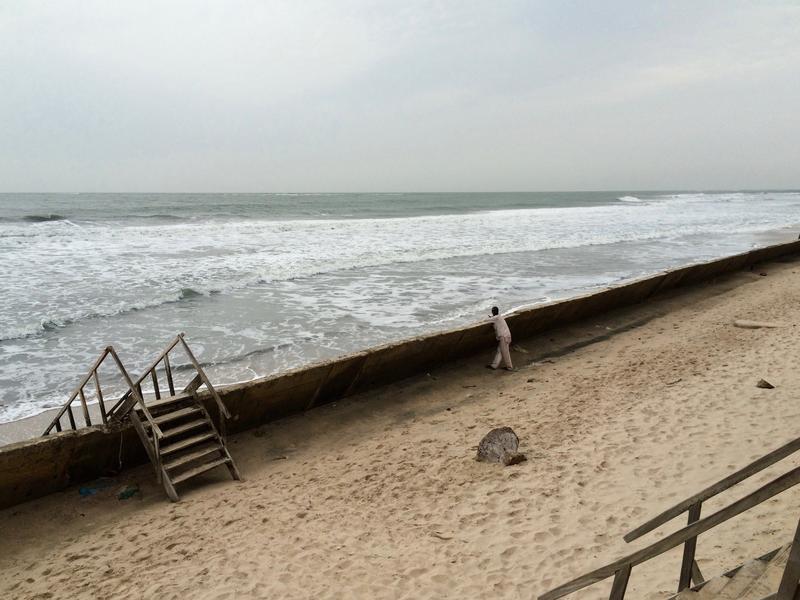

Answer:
[1,1,798,192]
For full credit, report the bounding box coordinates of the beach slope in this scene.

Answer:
[2,256,800,600]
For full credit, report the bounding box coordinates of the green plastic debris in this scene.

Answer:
[117,484,140,500]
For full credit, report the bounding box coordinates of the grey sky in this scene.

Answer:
[1,1,798,192]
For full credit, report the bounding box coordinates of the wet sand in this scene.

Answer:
[2,256,800,600]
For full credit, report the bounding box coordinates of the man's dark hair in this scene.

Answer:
[491,306,499,316]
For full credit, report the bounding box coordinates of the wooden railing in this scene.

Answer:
[539,439,800,600]
[42,346,141,435]
[623,434,800,592]
[44,333,231,439]
[106,335,183,419]
[107,333,231,435]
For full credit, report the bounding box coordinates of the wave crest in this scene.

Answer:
[23,214,68,222]
[0,286,211,342]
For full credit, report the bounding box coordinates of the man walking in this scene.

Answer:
[487,306,513,371]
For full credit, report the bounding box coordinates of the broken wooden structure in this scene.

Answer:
[539,434,800,600]
[43,333,240,501]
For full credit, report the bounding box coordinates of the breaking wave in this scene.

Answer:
[22,214,68,222]
[0,286,210,342]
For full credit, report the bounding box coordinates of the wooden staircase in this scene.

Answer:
[129,382,241,502]
[540,433,800,600]
[673,544,791,600]
[44,333,241,502]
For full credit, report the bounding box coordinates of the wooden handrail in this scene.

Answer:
[43,347,113,435]
[624,434,800,542]
[107,348,163,439]
[45,334,224,438]
[178,333,231,420]
[107,335,183,417]
[539,464,800,600]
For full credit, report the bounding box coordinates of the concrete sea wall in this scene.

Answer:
[2,239,799,509]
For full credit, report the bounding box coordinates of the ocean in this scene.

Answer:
[1,191,799,424]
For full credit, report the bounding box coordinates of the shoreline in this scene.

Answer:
[2,228,798,446]
[3,243,800,598]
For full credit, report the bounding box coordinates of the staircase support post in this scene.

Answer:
[777,518,800,600]
[678,501,702,592]
[608,565,631,600]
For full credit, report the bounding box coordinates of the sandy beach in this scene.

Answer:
[2,255,800,600]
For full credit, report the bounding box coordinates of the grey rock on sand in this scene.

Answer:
[476,427,527,466]
[756,379,775,389]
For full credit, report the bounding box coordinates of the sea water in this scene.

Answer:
[1,191,799,423]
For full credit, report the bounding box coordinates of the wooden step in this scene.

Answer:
[136,392,194,413]
[693,576,730,600]
[714,559,767,600]
[163,444,222,471]
[160,432,216,455]
[171,457,231,484]
[736,544,792,600]
[161,418,209,439]
[153,406,203,426]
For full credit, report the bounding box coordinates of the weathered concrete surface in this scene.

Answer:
[2,240,799,509]
[0,426,147,508]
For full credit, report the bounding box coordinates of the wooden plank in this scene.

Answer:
[106,348,163,438]
[153,406,203,426]
[93,370,107,424]
[692,560,704,586]
[160,468,180,502]
[66,405,76,430]
[151,370,161,400]
[43,348,112,434]
[137,392,193,412]
[163,445,221,471]
[608,565,631,600]
[63,348,110,414]
[178,335,231,419]
[183,373,203,395]
[777,520,800,600]
[160,432,216,455]
[539,465,800,600]
[129,411,158,478]
[171,457,230,484]
[625,435,800,542]
[78,388,91,427]
[164,353,176,396]
[161,419,208,439]
[678,502,702,591]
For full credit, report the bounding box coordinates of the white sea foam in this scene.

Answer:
[2,191,800,424]
[2,194,800,342]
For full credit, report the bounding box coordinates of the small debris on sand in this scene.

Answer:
[117,484,140,500]
[733,319,783,329]
[756,379,775,389]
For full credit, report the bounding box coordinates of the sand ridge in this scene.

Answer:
[1,258,800,599]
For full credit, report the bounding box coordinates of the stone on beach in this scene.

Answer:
[756,379,775,389]
[476,427,527,466]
